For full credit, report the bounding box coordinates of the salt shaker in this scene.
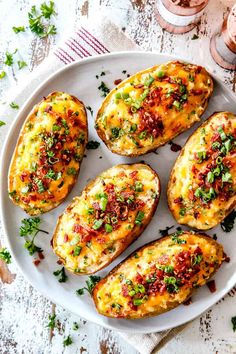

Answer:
[210,4,236,70]
[155,0,209,34]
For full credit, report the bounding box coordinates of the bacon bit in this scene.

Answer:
[191,165,198,174]
[134,83,144,89]
[129,170,138,180]
[57,259,63,265]
[136,199,145,209]
[191,89,203,95]
[194,246,203,255]
[189,190,196,202]
[64,234,69,242]
[194,211,200,219]
[169,142,182,152]
[207,280,216,293]
[121,284,129,297]
[33,259,41,266]
[157,255,169,265]
[21,196,30,204]
[96,237,106,244]
[138,108,164,138]
[67,109,73,117]
[114,79,122,85]
[174,197,183,204]
[183,298,192,306]
[223,253,230,263]
[196,66,202,74]
[135,272,144,284]
[128,300,137,311]
[38,251,45,260]
[20,172,28,182]
[54,142,62,150]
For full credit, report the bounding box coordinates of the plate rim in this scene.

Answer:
[1,50,236,333]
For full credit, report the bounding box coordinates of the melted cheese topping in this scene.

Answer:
[53,164,160,274]
[168,112,236,230]
[96,61,213,156]
[8,92,87,215]
[93,232,223,319]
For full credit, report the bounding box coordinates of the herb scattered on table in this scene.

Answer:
[72,322,79,331]
[191,34,199,40]
[98,81,110,97]
[19,217,48,256]
[0,247,12,264]
[46,314,57,329]
[10,102,19,109]
[12,26,25,33]
[0,121,6,127]
[76,275,101,296]
[18,60,27,70]
[4,49,17,66]
[86,140,100,149]
[231,316,236,332]
[0,71,6,79]
[86,106,93,116]
[63,335,73,347]
[221,210,236,233]
[28,2,57,38]
[53,267,68,283]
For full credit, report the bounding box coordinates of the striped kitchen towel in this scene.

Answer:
[0,16,187,354]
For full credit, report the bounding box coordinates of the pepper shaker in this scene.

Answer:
[210,4,236,70]
[155,0,209,34]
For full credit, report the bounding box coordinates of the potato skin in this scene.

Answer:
[168,111,236,230]
[8,92,88,215]
[52,163,160,275]
[92,231,224,319]
[95,61,213,156]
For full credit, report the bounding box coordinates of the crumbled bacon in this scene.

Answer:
[33,259,40,266]
[128,301,137,311]
[174,197,183,204]
[64,234,69,242]
[38,251,45,260]
[207,280,216,293]
[114,79,122,85]
[121,284,129,297]
[138,108,164,138]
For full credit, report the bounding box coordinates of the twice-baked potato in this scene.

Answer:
[52,163,160,274]
[168,111,236,230]
[95,61,213,156]
[92,231,224,319]
[8,92,88,215]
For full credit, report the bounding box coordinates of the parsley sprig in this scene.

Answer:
[221,210,236,233]
[0,247,12,264]
[28,2,57,38]
[19,217,48,256]
[53,267,68,283]
[76,275,101,296]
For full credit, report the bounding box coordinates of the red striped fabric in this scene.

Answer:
[54,27,110,64]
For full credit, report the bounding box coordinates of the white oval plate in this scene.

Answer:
[1,51,236,334]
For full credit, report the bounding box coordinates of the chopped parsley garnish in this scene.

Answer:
[10,102,19,109]
[221,210,236,233]
[0,71,6,79]
[191,34,199,40]
[86,106,93,116]
[53,267,68,283]
[72,322,79,330]
[197,151,207,163]
[46,314,56,329]
[28,2,57,38]
[134,181,143,192]
[13,26,25,33]
[111,127,122,139]
[67,167,77,175]
[135,211,145,225]
[179,208,186,216]
[63,335,73,347]
[86,140,100,149]
[76,275,101,295]
[0,121,6,127]
[164,276,179,293]
[45,169,61,180]
[0,247,12,264]
[171,230,186,244]
[17,60,27,70]
[194,186,216,203]
[98,81,110,97]
[19,217,48,256]
[192,254,203,266]
[159,225,174,236]
[231,316,236,332]
[4,49,17,66]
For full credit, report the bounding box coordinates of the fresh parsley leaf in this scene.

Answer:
[135,211,145,225]
[63,335,73,347]
[221,210,236,233]
[42,24,57,37]
[4,49,17,66]
[86,106,93,116]
[86,140,100,149]
[10,102,19,109]
[18,60,27,70]
[76,275,101,296]
[0,121,6,127]
[72,322,79,331]
[98,81,110,97]
[0,71,6,79]
[12,26,25,33]
[67,167,77,175]
[53,267,68,283]
[40,1,56,19]
[20,217,48,236]
[231,316,236,332]
[0,247,12,264]
[24,239,42,255]
[46,314,56,329]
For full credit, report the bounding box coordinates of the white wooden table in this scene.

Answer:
[0,0,236,353]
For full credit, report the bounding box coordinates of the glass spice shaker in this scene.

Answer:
[155,0,209,34]
[210,4,236,70]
